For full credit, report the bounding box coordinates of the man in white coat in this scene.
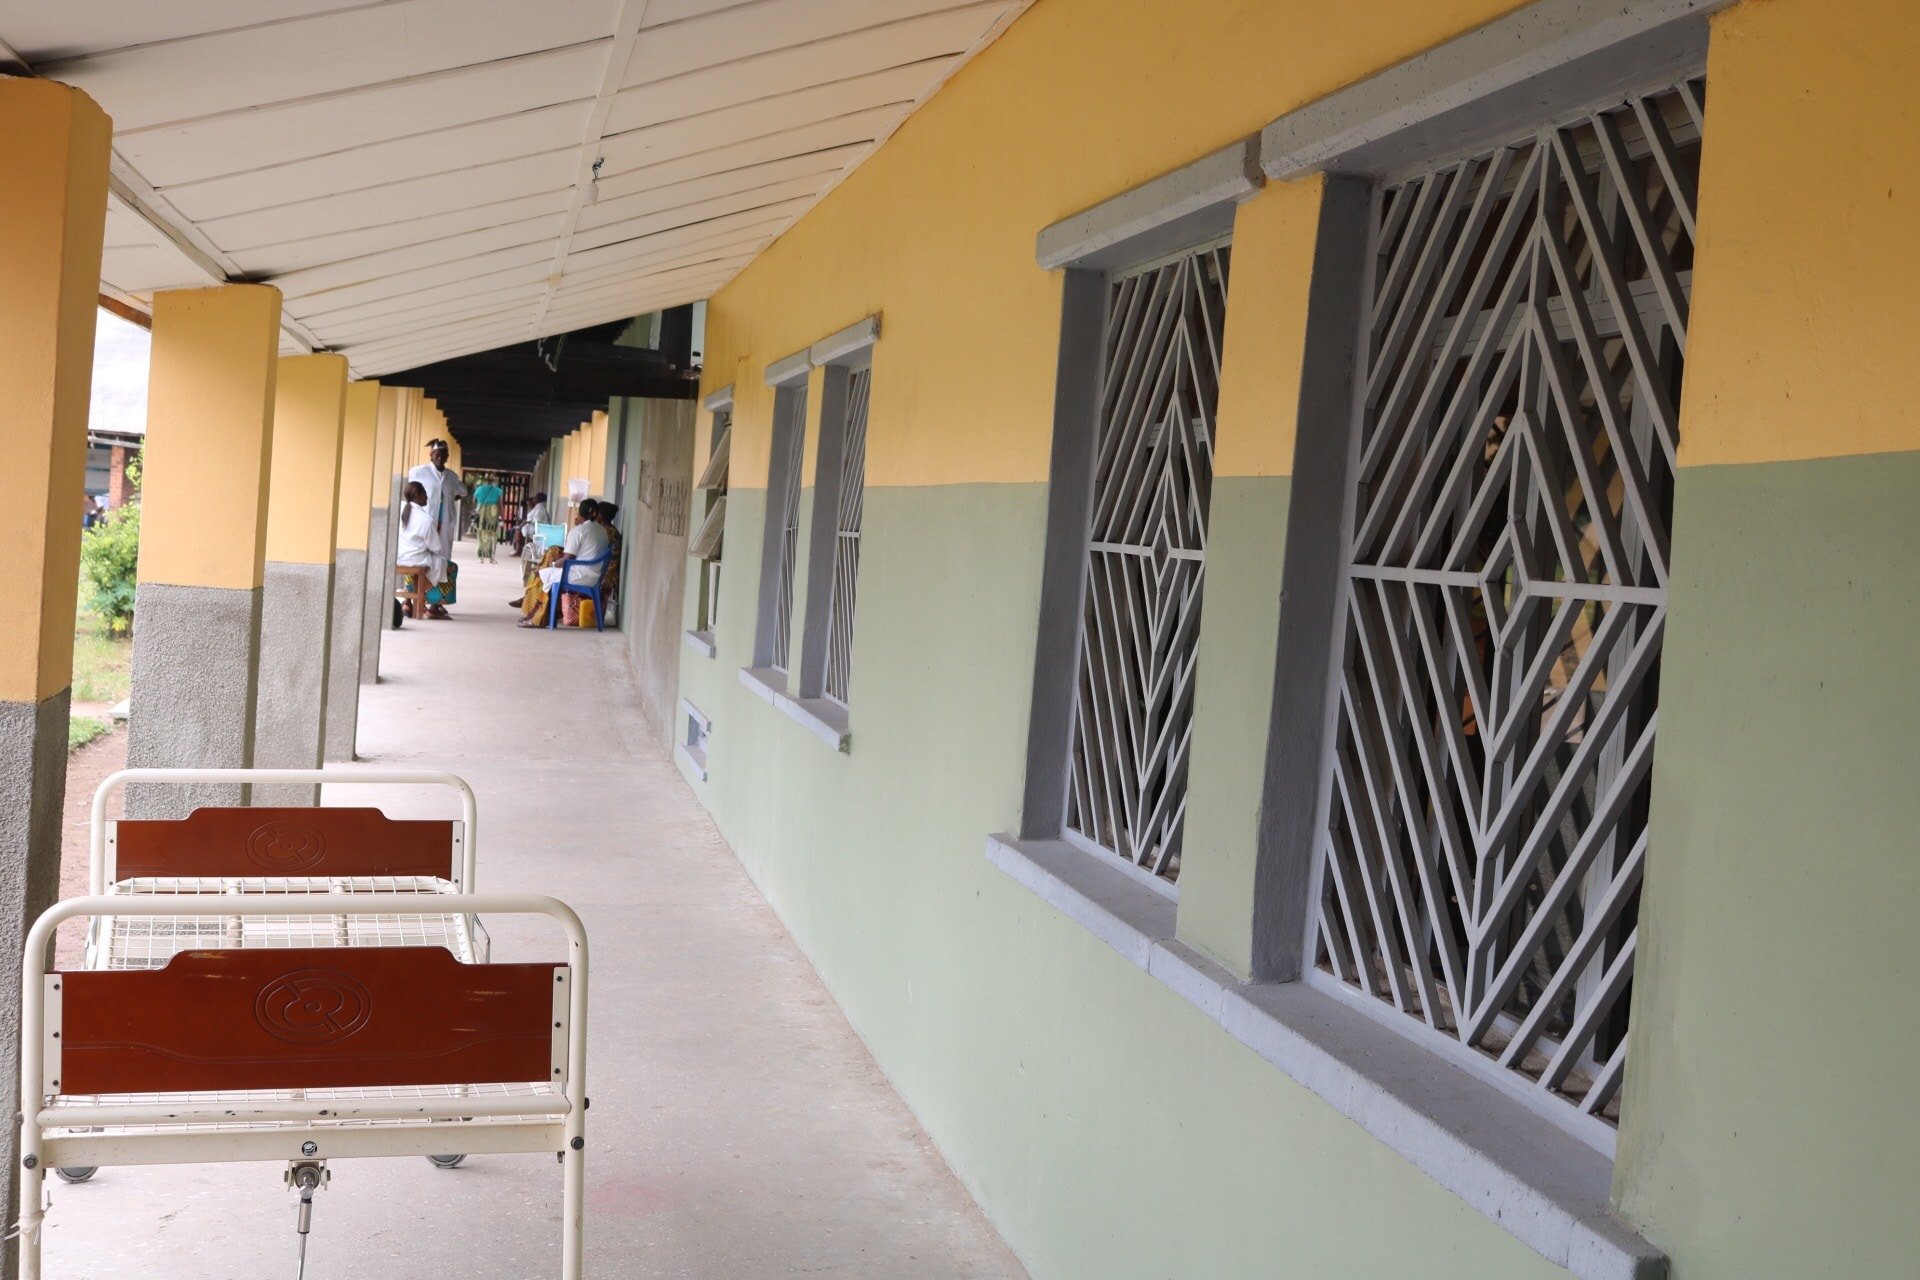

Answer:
[406,438,467,614]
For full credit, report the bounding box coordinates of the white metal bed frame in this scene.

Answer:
[17,893,589,1279]
[86,769,484,970]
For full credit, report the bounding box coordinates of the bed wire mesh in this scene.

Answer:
[1311,77,1704,1140]
[91,876,478,969]
[769,386,808,672]
[824,366,871,706]
[1064,243,1231,883]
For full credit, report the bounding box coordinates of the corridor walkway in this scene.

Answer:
[46,558,1025,1279]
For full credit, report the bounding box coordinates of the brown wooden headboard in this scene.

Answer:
[57,947,556,1094]
[112,807,456,880]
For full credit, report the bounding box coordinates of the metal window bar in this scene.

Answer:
[1063,242,1231,884]
[769,388,808,672]
[1308,78,1703,1148]
[823,367,871,705]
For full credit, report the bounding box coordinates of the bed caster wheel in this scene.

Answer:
[425,1154,466,1169]
[54,1166,98,1183]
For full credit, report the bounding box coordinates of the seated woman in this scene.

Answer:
[514,500,611,627]
[395,481,448,619]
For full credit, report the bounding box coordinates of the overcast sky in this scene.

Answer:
[90,309,150,437]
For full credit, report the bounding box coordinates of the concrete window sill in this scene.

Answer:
[737,668,851,752]
[984,833,1666,1280]
[674,742,708,781]
[683,629,717,659]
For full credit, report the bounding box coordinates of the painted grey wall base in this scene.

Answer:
[253,560,334,806]
[125,582,264,817]
[324,547,367,762]
[360,492,395,686]
[0,688,71,1262]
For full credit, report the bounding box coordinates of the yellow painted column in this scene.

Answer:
[360,385,404,688]
[322,380,378,761]
[126,284,284,814]
[253,354,348,802]
[0,74,110,1223]
[588,408,610,495]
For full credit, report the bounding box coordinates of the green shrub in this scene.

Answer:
[80,500,140,634]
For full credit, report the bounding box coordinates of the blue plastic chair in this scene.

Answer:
[546,548,614,631]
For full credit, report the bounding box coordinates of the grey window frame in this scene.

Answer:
[751,352,810,675]
[795,318,879,711]
[1015,138,1261,901]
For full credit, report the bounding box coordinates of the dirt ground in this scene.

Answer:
[55,722,127,967]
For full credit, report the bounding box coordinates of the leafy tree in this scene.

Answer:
[80,496,140,635]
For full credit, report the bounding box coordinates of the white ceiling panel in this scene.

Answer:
[2,0,1032,375]
[618,0,973,88]
[590,108,894,201]
[569,178,823,254]
[100,243,215,295]
[2,1,356,64]
[574,149,852,233]
[46,0,621,131]
[598,61,942,177]
[197,154,579,250]
[225,191,576,275]
[162,104,590,222]
[606,2,999,137]
[115,44,606,187]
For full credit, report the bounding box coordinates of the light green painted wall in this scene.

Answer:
[677,482,1567,1280]
[1176,475,1293,976]
[1620,451,1920,1277]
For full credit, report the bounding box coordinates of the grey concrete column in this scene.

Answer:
[0,690,68,1237]
[126,584,266,816]
[323,547,366,761]
[253,562,334,805]
[360,475,400,687]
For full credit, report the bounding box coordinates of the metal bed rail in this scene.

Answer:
[17,893,588,1280]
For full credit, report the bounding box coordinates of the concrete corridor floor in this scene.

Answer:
[45,557,1026,1280]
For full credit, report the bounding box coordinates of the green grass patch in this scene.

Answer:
[67,716,111,752]
[73,597,134,704]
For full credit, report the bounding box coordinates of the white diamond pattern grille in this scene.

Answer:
[1065,245,1230,882]
[825,367,870,706]
[1313,78,1703,1139]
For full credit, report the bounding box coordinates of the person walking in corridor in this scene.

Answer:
[472,475,503,562]
[406,438,466,613]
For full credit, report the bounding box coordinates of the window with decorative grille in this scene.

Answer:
[1063,241,1230,886]
[822,365,870,706]
[691,406,731,634]
[1307,76,1704,1146]
[762,383,807,673]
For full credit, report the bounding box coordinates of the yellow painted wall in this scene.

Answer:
[0,78,110,702]
[334,381,379,551]
[1676,0,1920,468]
[264,354,348,566]
[700,0,1526,490]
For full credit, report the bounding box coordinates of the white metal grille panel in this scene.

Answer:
[824,367,871,705]
[1064,244,1230,882]
[1311,78,1704,1142]
[769,387,808,672]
